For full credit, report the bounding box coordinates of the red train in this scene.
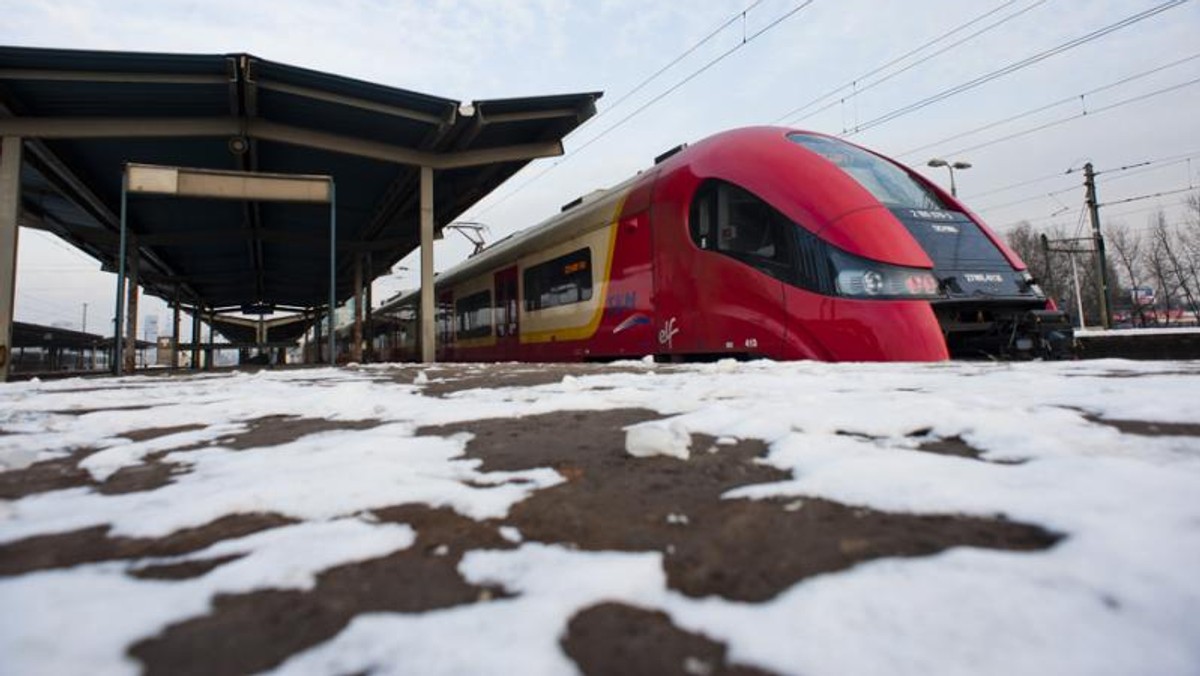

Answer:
[375,127,1071,362]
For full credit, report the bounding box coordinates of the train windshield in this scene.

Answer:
[788,133,947,211]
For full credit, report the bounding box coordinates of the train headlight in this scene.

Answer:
[831,250,940,300]
[861,271,884,295]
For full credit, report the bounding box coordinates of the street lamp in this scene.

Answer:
[927,158,972,197]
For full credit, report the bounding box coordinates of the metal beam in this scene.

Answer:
[256,80,451,126]
[138,227,321,248]
[0,117,564,169]
[250,120,563,170]
[434,139,563,169]
[0,69,229,85]
[140,227,414,254]
[0,137,22,382]
[249,119,436,167]
[0,117,239,138]
[135,269,253,284]
[420,165,435,363]
[208,313,313,330]
[21,138,119,228]
[479,107,580,124]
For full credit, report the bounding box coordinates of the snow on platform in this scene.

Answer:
[1,359,1199,675]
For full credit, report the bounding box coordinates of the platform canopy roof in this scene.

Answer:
[0,45,600,314]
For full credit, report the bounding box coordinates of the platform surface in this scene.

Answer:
[2,359,1199,675]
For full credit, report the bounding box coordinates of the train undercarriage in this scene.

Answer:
[935,302,1075,360]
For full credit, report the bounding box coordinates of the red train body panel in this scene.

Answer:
[374,127,1071,363]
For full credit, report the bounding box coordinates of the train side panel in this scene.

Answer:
[583,174,658,359]
[649,165,788,358]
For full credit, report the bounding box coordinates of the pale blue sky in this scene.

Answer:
[4,0,1198,331]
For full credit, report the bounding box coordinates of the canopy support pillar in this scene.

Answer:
[190,307,201,369]
[0,137,22,382]
[420,165,435,363]
[123,245,140,373]
[351,255,363,363]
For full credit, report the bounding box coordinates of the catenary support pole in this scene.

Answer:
[0,137,22,382]
[1083,162,1113,329]
[420,165,435,363]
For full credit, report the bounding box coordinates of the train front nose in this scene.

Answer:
[783,289,949,362]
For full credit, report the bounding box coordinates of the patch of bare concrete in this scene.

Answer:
[423,409,1059,603]
[130,507,510,676]
[563,602,776,676]
[0,513,294,577]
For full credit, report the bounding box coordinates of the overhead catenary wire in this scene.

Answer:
[465,3,771,221]
[470,0,815,220]
[974,185,1079,213]
[963,169,1073,201]
[594,0,764,126]
[1104,196,1200,227]
[999,187,1198,230]
[1099,186,1196,208]
[1101,152,1200,184]
[898,51,1200,159]
[570,1,815,154]
[842,0,1188,137]
[973,151,1200,216]
[770,0,1032,125]
[935,76,1200,158]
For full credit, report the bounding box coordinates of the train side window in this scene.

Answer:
[455,290,493,339]
[690,180,794,281]
[523,248,593,311]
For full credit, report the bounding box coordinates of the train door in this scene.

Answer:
[651,170,709,356]
[494,265,519,359]
[655,175,786,357]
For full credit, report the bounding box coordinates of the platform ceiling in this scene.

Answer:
[0,46,599,314]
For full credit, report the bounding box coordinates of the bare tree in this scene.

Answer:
[1154,210,1199,321]
[1144,212,1180,325]
[1176,192,1200,319]
[1106,222,1150,326]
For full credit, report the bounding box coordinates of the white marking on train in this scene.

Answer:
[964,273,1004,284]
[658,317,680,348]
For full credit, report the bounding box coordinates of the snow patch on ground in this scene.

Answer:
[2,424,562,542]
[0,518,415,676]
